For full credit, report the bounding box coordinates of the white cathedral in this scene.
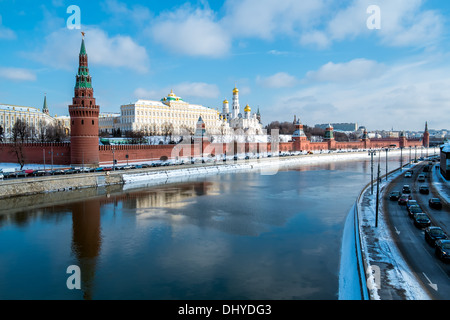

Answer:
[219,85,264,136]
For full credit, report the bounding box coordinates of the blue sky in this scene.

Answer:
[1,0,450,131]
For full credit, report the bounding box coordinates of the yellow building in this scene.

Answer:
[116,90,222,135]
[0,98,55,139]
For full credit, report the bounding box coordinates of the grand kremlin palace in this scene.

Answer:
[0,95,59,138]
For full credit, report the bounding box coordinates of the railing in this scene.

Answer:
[351,160,411,300]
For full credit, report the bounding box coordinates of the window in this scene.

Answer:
[92,120,94,125]
[81,120,84,125]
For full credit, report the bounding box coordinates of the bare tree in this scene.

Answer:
[45,122,67,142]
[125,130,147,144]
[161,122,174,143]
[11,119,30,169]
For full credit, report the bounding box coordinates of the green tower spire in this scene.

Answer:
[75,32,92,89]
[42,94,49,114]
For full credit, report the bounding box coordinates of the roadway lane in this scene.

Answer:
[383,161,450,299]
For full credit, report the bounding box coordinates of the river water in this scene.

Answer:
[0,153,417,300]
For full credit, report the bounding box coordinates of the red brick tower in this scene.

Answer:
[69,33,100,167]
[292,119,308,151]
[324,124,336,150]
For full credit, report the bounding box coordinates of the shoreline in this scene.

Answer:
[0,148,433,199]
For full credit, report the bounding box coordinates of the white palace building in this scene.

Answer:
[101,86,264,138]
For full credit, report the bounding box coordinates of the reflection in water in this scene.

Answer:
[0,155,406,300]
[69,182,213,300]
[71,201,101,300]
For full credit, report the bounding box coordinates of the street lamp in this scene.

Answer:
[375,152,381,228]
[112,146,116,171]
[368,150,377,195]
[400,146,403,171]
[385,147,389,181]
[409,146,412,166]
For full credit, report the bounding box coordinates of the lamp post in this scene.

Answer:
[112,146,116,171]
[375,152,381,228]
[409,146,412,166]
[385,147,389,181]
[368,150,377,195]
[400,146,403,171]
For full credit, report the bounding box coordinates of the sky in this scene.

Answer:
[0,0,449,132]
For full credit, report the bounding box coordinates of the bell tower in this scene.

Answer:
[69,32,100,167]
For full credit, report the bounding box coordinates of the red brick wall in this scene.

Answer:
[0,143,71,166]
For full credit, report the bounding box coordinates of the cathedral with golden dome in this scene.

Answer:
[219,85,264,136]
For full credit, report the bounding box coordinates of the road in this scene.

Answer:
[383,161,450,299]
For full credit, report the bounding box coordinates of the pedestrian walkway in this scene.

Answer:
[357,163,431,300]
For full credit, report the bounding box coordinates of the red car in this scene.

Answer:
[398,194,412,205]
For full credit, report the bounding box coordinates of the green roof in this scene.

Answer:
[80,38,86,55]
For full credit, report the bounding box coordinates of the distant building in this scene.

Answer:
[0,95,55,139]
[315,123,358,132]
[116,90,223,136]
[219,85,264,135]
[98,113,120,134]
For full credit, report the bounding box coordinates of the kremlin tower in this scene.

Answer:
[69,33,100,167]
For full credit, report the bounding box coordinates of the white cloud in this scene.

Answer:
[25,27,150,73]
[222,0,327,40]
[134,82,220,100]
[305,59,386,83]
[264,55,450,131]
[101,0,152,27]
[0,67,36,81]
[303,0,444,49]
[0,15,16,40]
[150,5,231,58]
[257,72,297,88]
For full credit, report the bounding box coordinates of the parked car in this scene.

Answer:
[413,212,431,229]
[389,191,401,201]
[418,174,426,182]
[419,185,429,195]
[425,227,448,247]
[435,240,450,262]
[402,185,411,194]
[398,194,412,205]
[429,198,442,209]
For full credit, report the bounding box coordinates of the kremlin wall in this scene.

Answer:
[0,35,429,168]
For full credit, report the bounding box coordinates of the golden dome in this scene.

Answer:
[223,99,229,104]
[168,89,176,97]
[233,86,239,94]
[244,104,251,112]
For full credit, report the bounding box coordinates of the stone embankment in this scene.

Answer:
[0,150,405,199]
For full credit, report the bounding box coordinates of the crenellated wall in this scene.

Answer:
[0,135,426,167]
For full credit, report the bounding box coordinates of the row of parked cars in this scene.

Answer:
[388,171,449,262]
[0,162,178,179]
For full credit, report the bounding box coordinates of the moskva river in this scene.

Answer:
[0,153,415,299]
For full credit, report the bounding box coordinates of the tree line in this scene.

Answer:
[0,119,68,170]
[265,121,360,142]
[0,119,67,144]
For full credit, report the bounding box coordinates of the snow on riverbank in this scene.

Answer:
[355,163,431,300]
[122,150,404,190]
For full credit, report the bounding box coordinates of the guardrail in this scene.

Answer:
[352,161,413,300]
